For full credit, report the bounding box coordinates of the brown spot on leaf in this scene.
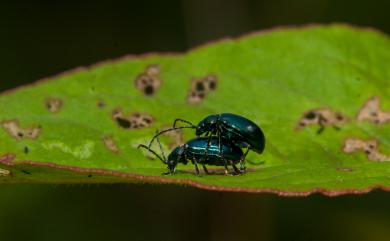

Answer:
[336,167,354,172]
[296,108,348,132]
[2,120,41,140]
[135,64,162,96]
[112,109,154,129]
[342,138,390,162]
[97,100,106,108]
[45,98,63,113]
[187,75,218,104]
[357,97,390,124]
[103,136,120,153]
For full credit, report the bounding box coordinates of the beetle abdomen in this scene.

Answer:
[219,113,265,153]
[185,137,243,165]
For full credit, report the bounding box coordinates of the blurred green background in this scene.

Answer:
[1,1,390,240]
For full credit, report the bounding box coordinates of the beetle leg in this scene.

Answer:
[231,164,241,175]
[224,163,229,175]
[162,168,175,176]
[240,148,250,171]
[193,161,200,176]
[204,134,212,159]
[202,165,209,174]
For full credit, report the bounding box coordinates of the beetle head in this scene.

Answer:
[167,145,187,171]
[196,115,218,136]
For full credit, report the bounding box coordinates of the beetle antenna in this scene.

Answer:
[147,126,194,148]
[137,144,167,164]
[173,118,197,128]
[154,130,167,161]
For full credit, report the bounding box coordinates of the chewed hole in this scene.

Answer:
[203,75,218,92]
[112,109,154,129]
[2,120,41,140]
[116,117,132,129]
[357,96,390,124]
[208,81,216,90]
[296,108,348,131]
[135,65,162,96]
[144,85,154,95]
[45,98,63,113]
[305,112,317,120]
[343,138,390,162]
[187,74,219,104]
[195,82,205,92]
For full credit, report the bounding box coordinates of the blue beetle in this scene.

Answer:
[139,136,243,175]
[149,113,265,170]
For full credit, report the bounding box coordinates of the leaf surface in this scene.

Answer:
[1,24,390,196]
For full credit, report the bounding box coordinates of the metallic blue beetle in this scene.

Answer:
[139,136,243,175]
[149,113,265,170]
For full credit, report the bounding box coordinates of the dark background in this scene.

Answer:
[1,1,390,241]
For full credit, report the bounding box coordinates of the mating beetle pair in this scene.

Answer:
[138,113,265,175]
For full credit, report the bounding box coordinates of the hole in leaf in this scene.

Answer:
[296,108,347,132]
[135,64,162,96]
[116,117,132,129]
[112,109,154,129]
[45,98,63,113]
[2,120,41,140]
[187,74,218,104]
[357,96,390,124]
[305,112,317,120]
[195,82,205,92]
[342,138,390,162]
[144,85,154,95]
[203,75,218,92]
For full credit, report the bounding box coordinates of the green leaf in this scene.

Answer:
[1,24,390,196]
